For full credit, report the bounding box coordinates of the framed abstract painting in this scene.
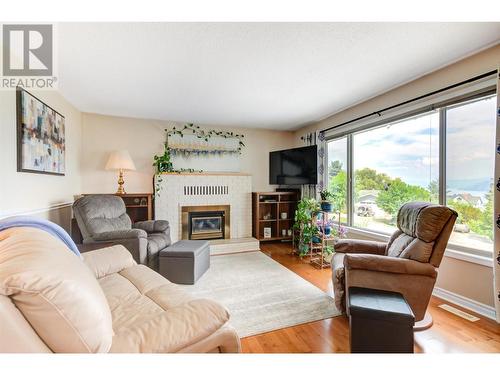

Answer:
[16,87,66,175]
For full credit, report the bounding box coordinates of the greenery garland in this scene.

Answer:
[152,144,202,195]
[166,123,245,153]
[153,123,245,195]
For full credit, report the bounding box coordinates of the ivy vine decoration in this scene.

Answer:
[166,123,245,154]
[152,143,202,196]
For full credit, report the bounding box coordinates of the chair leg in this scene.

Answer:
[414,311,433,331]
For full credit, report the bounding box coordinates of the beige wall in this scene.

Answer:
[437,256,494,307]
[0,89,83,230]
[294,44,500,308]
[80,113,296,194]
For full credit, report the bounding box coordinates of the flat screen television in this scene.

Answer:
[269,145,317,185]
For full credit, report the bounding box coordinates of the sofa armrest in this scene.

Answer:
[92,229,147,241]
[133,220,169,234]
[82,245,137,278]
[344,253,437,277]
[334,239,387,255]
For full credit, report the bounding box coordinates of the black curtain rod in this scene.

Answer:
[319,69,498,135]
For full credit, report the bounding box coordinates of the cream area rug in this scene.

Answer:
[178,251,340,338]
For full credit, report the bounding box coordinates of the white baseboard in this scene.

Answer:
[432,287,497,321]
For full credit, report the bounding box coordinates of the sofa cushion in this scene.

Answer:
[399,238,434,263]
[0,227,113,353]
[82,245,137,279]
[386,232,434,263]
[386,233,414,258]
[97,264,230,353]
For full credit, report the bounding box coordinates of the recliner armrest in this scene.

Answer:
[344,253,437,277]
[82,245,137,278]
[92,229,147,241]
[133,220,169,234]
[334,239,387,255]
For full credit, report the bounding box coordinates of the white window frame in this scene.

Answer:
[323,78,497,263]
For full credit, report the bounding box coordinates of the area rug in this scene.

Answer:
[178,251,340,338]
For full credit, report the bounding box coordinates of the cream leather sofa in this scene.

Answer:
[0,227,240,353]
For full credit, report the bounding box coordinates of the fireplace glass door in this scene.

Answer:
[189,211,225,240]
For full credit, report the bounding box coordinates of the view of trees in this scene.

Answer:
[448,184,493,240]
[327,161,493,240]
[376,179,430,216]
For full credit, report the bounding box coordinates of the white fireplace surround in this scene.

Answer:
[154,173,252,243]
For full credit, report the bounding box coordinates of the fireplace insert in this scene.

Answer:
[188,211,225,240]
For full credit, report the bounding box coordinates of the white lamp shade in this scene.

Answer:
[105,150,136,171]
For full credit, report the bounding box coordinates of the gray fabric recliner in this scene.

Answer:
[73,195,171,269]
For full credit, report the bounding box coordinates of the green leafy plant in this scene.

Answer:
[293,198,321,257]
[153,144,173,173]
[152,143,201,196]
[166,123,246,153]
[319,189,334,202]
[323,244,334,256]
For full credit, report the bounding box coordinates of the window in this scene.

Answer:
[445,96,496,254]
[352,112,439,234]
[326,137,348,223]
[325,91,496,256]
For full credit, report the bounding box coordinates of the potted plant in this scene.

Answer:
[153,143,174,174]
[319,189,335,212]
[317,217,335,236]
[292,198,320,257]
[323,244,335,263]
[152,144,173,195]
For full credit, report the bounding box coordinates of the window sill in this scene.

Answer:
[345,226,493,268]
[443,248,493,268]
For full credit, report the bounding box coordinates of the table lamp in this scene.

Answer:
[105,150,136,194]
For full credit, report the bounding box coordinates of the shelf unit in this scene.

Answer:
[252,191,299,242]
[291,209,337,269]
[308,211,334,269]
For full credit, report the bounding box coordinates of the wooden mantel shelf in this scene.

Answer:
[160,172,251,176]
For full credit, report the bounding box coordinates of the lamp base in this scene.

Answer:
[116,169,126,195]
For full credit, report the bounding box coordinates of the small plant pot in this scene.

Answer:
[321,201,333,212]
[298,243,309,256]
[312,235,321,243]
[324,226,332,236]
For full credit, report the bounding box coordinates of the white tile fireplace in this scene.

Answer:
[154,173,253,244]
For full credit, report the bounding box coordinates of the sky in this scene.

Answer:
[327,95,496,191]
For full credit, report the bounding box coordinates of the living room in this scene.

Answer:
[1,2,500,373]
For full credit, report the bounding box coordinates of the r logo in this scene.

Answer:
[2,24,53,76]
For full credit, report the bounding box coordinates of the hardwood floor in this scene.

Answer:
[240,242,500,353]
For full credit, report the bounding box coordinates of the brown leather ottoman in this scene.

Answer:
[348,287,415,353]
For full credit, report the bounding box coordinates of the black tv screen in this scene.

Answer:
[269,145,318,185]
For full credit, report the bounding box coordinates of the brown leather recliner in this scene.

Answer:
[332,202,458,322]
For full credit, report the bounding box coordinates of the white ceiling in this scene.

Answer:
[58,23,500,130]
